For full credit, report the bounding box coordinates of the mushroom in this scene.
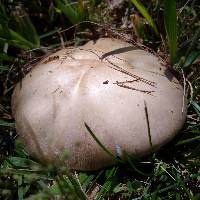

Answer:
[12,38,187,171]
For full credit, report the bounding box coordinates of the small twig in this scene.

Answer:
[186,78,194,105]
[181,69,193,107]
[115,83,154,95]
[178,0,191,15]
[113,79,139,84]
[77,47,157,91]
[160,165,176,181]
[106,59,156,87]
[58,32,65,48]
[58,20,167,64]
[181,69,187,113]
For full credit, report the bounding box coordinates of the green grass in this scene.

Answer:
[0,0,200,199]
[131,0,158,35]
[164,0,177,64]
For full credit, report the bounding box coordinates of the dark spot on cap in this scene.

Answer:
[164,69,174,81]
[103,80,109,84]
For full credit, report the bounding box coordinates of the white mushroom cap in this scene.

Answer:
[12,38,187,170]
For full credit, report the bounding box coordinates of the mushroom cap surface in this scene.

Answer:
[12,38,187,170]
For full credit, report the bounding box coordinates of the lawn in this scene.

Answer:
[0,0,199,199]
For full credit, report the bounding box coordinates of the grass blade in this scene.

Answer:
[183,50,200,68]
[183,27,200,67]
[176,136,200,146]
[144,101,153,149]
[65,173,88,200]
[0,120,15,128]
[39,28,61,39]
[96,167,118,199]
[12,7,40,47]
[54,0,82,24]
[18,175,24,200]
[131,0,158,35]
[164,0,177,64]
[0,25,38,49]
[5,156,41,169]
[85,123,117,161]
[123,151,152,176]
[191,101,200,118]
